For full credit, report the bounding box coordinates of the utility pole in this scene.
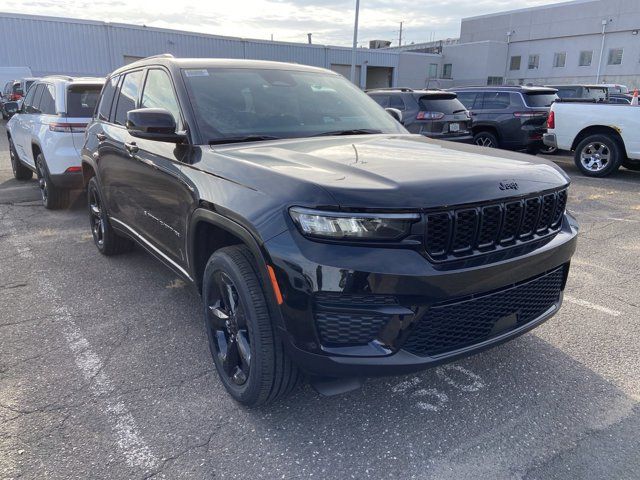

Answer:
[398,21,403,47]
[350,0,360,85]
[596,19,608,83]
[307,33,313,44]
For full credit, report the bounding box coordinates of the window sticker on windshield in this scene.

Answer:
[184,69,209,77]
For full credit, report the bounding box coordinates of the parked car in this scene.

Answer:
[544,101,640,177]
[608,93,632,104]
[6,75,104,208]
[1,81,15,119]
[546,84,608,102]
[80,56,577,406]
[600,83,629,95]
[449,85,558,153]
[366,88,472,142]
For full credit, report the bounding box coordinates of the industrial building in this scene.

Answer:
[392,0,640,88]
[0,12,440,90]
[2,0,638,91]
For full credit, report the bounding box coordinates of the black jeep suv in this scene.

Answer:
[81,56,578,406]
[450,86,558,153]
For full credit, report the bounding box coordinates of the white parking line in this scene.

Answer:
[2,217,159,471]
[564,295,621,317]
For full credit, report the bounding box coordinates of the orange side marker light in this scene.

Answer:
[267,265,284,305]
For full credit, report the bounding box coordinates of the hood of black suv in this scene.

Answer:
[209,134,569,209]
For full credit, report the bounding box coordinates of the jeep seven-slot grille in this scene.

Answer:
[425,188,567,262]
[402,266,566,357]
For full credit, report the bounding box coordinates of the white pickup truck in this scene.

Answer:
[543,102,640,177]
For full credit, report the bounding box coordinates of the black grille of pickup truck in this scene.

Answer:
[402,266,566,357]
[425,188,567,262]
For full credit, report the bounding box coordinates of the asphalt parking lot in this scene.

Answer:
[1,130,639,480]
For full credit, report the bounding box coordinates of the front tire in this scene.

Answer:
[9,138,33,180]
[203,245,300,406]
[473,131,499,148]
[574,134,622,177]
[87,177,134,255]
[36,154,70,209]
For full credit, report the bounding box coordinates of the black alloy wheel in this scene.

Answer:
[207,271,252,386]
[202,246,300,406]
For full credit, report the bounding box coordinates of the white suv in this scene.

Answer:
[7,76,104,209]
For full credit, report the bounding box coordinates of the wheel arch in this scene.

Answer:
[188,208,279,310]
[471,124,500,140]
[571,125,627,157]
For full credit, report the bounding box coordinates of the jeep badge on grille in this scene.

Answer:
[499,181,519,191]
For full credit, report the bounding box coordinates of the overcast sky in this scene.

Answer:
[4,0,564,46]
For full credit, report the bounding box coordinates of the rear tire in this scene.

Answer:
[574,134,622,177]
[36,154,70,209]
[473,131,499,148]
[203,245,300,406]
[87,177,134,255]
[9,138,33,180]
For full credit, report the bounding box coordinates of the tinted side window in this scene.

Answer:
[141,69,182,129]
[481,92,511,110]
[455,92,477,109]
[97,75,119,121]
[39,85,56,115]
[26,84,45,114]
[388,95,406,110]
[114,70,144,126]
[369,95,390,108]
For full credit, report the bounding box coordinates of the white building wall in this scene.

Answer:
[454,0,640,88]
[442,41,508,86]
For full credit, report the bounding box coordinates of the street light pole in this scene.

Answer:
[350,0,360,85]
[595,19,608,84]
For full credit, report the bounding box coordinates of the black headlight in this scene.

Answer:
[289,207,420,241]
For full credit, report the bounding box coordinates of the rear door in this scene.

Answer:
[96,69,145,224]
[415,94,470,136]
[65,83,103,156]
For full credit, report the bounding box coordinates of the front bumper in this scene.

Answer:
[543,133,558,149]
[265,213,578,377]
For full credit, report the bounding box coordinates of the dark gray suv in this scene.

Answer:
[450,86,558,154]
[367,88,472,143]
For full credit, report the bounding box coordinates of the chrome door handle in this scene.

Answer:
[124,141,139,154]
[96,133,107,141]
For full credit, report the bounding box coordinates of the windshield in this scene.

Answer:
[524,92,558,107]
[181,68,406,143]
[67,85,102,117]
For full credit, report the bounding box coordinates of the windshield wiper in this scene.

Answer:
[311,129,382,137]
[209,135,281,145]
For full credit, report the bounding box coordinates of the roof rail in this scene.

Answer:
[43,75,74,81]
[142,53,175,60]
[364,87,414,93]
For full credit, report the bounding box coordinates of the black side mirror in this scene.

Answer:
[4,101,19,116]
[126,108,186,143]
[385,107,403,124]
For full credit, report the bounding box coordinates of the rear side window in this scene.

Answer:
[418,95,466,114]
[555,88,577,98]
[141,69,182,129]
[455,92,477,109]
[369,95,389,108]
[481,92,511,110]
[524,92,558,108]
[67,85,102,117]
[114,70,144,125]
[25,84,44,114]
[39,84,56,115]
[97,76,119,121]
[388,95,406,110]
